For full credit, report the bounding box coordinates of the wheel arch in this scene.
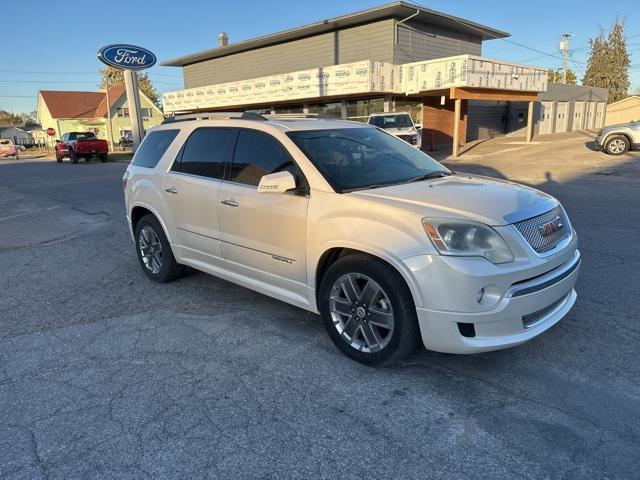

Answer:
[314,245,424,309]
[603,131,633,147]
[130,203,173,244]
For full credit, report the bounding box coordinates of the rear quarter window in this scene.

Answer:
[132,129,180,168]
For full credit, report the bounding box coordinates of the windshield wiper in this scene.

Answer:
[406,171,454,183]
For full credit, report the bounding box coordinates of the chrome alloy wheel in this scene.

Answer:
[138,226,163,275]
[329,273,395,353]
[608,138,626,154]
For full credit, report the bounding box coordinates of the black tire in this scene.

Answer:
[319,254,420,366]
[70,151,79,164]
[99,153,108,163]
[605,135,630,156]
[55,151,62,163]
[134,214,183,283]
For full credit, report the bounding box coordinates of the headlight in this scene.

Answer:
[422,218,514,264]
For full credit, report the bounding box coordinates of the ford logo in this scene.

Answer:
[97,44,156,70]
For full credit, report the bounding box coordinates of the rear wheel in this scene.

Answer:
[319,254,420,366]
[134,214,184,283]
[99,153,108,163]
[70,150,79,164]
[605,135,630,155]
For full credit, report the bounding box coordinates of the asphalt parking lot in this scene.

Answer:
[1,133,639,479]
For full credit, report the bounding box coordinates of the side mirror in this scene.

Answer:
[257,171,297,194]
[414,123,422,130]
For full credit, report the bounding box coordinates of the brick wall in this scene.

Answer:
[422,97,468,150]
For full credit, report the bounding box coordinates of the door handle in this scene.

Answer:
[221,199,239,207]
[165,186,178,194]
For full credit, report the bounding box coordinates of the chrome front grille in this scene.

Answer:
[522,294,569,328]
[514,206,570,253]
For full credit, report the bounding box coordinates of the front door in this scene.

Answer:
[163,127,236,266]
[218,129,309,297]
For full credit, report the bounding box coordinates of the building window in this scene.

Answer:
[307,102,342,118]
[274,105,303,114]
[393,97,423,124]
[346,98,384,122]
[246,108,272,115]
[116,107,152,120]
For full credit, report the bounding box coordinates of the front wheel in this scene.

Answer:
[134,215,184,283]
[70,151,79,164]
[605,135,630,155]
[319,254,420,366]
[99,153,108,163]
[55,151,62,162]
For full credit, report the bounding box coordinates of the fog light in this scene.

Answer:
[476,285,502,307]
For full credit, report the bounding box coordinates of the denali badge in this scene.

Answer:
[538,216,563,236]
[272,255,296,265]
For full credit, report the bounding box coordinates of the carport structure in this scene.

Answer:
[420,87,540,157]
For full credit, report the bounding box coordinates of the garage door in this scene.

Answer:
[585,101,596,129]
[467,101,507,141]
[596,102,606,128]
[572,101,584,131]
[555,102,568,133]
[538,101,554,135]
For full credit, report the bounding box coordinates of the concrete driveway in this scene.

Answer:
[1,137,639,479]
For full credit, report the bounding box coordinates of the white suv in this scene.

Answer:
[367,112,421,148]
[123,113,580,365]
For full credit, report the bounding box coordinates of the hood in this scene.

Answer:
[351,174,557,226]
[602,120,639,131]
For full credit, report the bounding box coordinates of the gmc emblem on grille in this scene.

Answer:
[538,216,563,237]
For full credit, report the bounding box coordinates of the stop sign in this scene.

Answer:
[46,128,56,137]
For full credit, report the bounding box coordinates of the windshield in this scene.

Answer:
[369,114,413,129]
[287,127,449,192]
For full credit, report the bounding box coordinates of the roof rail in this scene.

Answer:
[263,112,342,120]
[162,111,267,124]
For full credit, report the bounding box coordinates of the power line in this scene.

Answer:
[0,79,181,86]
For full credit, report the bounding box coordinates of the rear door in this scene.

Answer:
[163,127,236,266]
[217,129,309,296]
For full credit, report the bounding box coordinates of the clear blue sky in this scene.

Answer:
[2,0,639,113]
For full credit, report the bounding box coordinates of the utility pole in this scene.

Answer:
[560,33,572,84]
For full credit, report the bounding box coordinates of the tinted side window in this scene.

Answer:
[230,130,294,186]
[132,129,179,168]
[177,128,235,179]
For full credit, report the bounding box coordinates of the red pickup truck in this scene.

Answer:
[55,132,109,163]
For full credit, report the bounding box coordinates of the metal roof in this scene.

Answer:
[162,1,509,67]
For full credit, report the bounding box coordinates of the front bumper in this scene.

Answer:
[594,135,604,149]
[410,248,580,354]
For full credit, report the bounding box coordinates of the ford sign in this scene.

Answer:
[97,44,156,71]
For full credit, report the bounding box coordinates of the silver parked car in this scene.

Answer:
[123,112,579,365]
[595,119,640,155]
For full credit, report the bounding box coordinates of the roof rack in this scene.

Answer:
[162,111,267,124]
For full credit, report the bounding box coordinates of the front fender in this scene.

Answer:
[311,240,427,308]
[601,129,634,145]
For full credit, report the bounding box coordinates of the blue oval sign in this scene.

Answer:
[97,44,156,70]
